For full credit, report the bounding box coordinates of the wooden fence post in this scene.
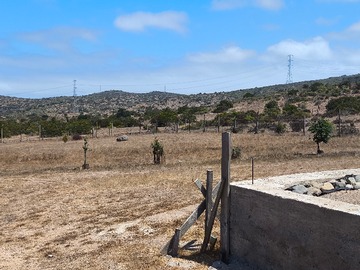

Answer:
[221,132,231,263]
[205,170,213,230]
[1,127,3,143]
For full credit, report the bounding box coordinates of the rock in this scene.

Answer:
[354,183,360,190]
[321,182,334,192]
[311,182,323,189]
[345,184,354,190]
[333,181,346,189]
[292,185,308,194]
[116,135,128,142]
[355,175,360,182]
[307,187,322,196]
[346,177,357,185]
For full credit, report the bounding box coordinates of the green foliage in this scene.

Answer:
[309,118,333,154]
[116,108,132,118]
[231,147,241,159]
[264,100,281,122]
[145,107,178,128]
[213,100,233,113]
[274,122,286,134]
[67,119,92,135]
[243,92,254,99]
[310,82,325,92]
[282,103,310,120]
[151,137,164,164]
[62,134,68,143]
[326,96,360,116]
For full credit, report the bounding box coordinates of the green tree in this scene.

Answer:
[326,96,360,116]
[264,100,281,122]
[308,118,333,154]
[213,100,233,113]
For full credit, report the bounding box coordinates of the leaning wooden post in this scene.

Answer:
[204,170,213,243]
[221,132,231,263]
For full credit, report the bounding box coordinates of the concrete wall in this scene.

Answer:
[229,184,360,270]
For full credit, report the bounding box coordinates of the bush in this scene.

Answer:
[275,122,286,134]
[231,147,241,159]
[151,137,164,164]
[62,134,68,143]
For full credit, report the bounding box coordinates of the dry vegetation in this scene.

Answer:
[1,131,360,269]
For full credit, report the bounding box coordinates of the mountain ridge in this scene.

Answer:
[1,73,360,119]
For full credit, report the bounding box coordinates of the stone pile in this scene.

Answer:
[286,174,360,196]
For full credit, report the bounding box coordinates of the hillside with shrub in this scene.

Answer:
[1,73,360,138]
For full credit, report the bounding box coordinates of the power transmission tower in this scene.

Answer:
[73,79,78,113]
[286,54,294,84]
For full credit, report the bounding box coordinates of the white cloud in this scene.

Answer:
[267,37,333,60]
[256,0,284,10]
[347,21,360,32]
[19,27,98,52]
[114,11,188,33]
[327,20,360,40]
[188,46,255,63]
[315,17,339,26]
[212,0,284,10]
[212,0,246,10]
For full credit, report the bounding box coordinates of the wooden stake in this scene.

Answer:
[202,170,213,250]
[201,175,225,252]
[169,229,181,257]
[220,132,231,263]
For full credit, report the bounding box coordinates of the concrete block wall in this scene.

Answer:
[229,184,360,270]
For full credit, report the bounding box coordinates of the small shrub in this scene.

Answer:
[62,134,68,143]
[151,137,164,164]
[231,147,241,160]
[275,122,286,134]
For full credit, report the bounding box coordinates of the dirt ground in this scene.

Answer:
[1,132,360,269]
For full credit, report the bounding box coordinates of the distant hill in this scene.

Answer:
[1,73,360,119]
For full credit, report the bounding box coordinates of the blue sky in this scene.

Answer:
[1,0,360,98]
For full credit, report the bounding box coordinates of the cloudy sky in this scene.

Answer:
[1,0,360,98]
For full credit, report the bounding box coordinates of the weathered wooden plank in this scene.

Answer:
[195,178,220,200]
[168,228,181,257]
[205,170,213,244]
[194,179,206,197]
[161,200,206,255]
[161,180,221,255]
[220,132,231,263]
[201,176,225,252]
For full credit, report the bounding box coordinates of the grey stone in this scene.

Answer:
[292,185,308,194]
[116,135,129,142]
[333,181,346,189]
[346,177,357,185]
[307,187,322,196]
[354,183,360,190]
[355,175,360,182]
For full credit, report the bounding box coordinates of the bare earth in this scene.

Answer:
[1,132,360,270]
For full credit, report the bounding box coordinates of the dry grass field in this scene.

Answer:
[1,131,360,269]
